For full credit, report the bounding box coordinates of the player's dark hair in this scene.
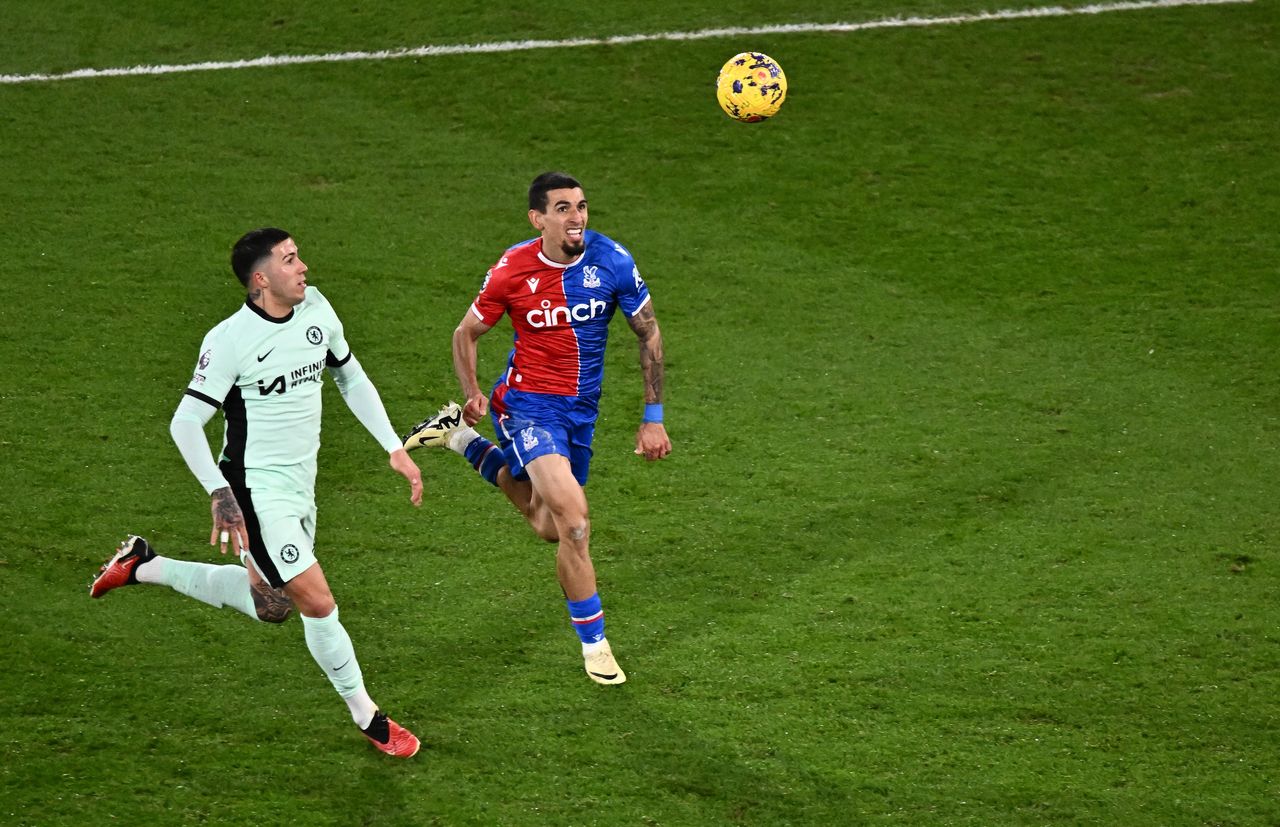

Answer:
[231,227,292,287]
[528,172,582,213]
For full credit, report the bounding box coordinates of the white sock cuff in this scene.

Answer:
[134,555,165,584]
[448,425,481,454]
[345,687,378,728]
[300,606,340,628]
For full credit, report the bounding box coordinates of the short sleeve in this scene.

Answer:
[612,248,651,318]
[308,287,351,367]
[325,304,352,366]
[471,256,510,326]
[184,323,238,409]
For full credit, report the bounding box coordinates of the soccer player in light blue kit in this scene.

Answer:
[403,172,672,685]
[90,228,424,757]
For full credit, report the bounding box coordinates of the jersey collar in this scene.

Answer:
[244,297,295,324]
[536,248,584,269]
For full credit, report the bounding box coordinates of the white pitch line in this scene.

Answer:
[0,0,1253,86]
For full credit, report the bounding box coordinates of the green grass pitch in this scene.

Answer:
[1,1,1277,824]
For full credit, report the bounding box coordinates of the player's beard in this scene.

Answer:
[561,239,585,258]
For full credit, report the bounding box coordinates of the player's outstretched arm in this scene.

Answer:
[452,312,494,426]
[327,356,424,506]
[627,302,672,461]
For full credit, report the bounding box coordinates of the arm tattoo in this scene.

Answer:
[628,304,664,403]
[212,486,244,525]
[251,579,293,623]
[627,303,658,339]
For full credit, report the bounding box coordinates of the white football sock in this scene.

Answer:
[135,556,165,584]
[138,556,257,620]
[447,425,481,454]
[344,687,378,729]
[300,608,377,726]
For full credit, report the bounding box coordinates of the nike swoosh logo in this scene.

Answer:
[332,658,351,672]
[588,670,618,680]
[257,348,275,362]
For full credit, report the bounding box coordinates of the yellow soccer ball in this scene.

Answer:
[715,52,787,122]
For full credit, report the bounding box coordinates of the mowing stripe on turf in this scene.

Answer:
[0,0,1254,86]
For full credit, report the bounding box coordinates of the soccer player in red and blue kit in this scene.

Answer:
[403,171,671,684]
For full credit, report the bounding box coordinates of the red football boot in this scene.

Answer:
[362,711,421,758]
[89,535,156,598]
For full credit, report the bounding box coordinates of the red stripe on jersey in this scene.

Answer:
[473,239,583,396]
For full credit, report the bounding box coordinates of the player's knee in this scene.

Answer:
[563,516,590,545]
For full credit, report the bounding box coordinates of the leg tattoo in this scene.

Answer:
[251,579,293,623]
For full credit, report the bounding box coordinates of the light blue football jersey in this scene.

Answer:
[183,286,350,497]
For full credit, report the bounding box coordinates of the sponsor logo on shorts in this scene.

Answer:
[281,544,300,564]
[521,429,539,451]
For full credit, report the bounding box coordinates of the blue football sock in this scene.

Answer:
[566,592,606,644]
[463,435,505,487]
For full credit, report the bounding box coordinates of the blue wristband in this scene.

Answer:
[643,403,664,424]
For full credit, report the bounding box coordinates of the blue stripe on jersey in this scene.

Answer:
[559,230,649,398]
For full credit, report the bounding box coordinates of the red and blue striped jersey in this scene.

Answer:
[470,229,650,399]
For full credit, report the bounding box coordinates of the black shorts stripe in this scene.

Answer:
[230,484,286,589]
